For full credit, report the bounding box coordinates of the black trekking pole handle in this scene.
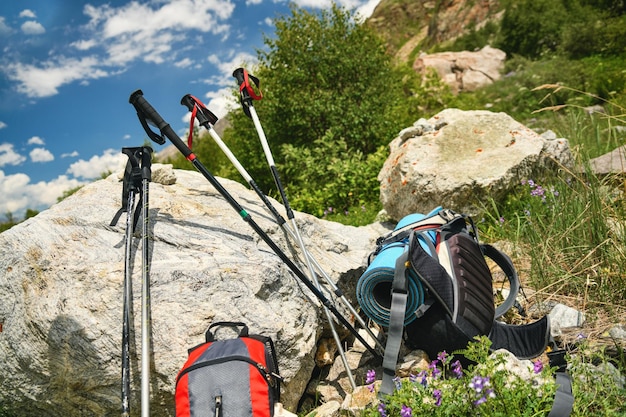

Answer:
[128,90,381,360]
[129,90,191,158]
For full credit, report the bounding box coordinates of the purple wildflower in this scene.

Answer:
[437,351,448,365]
[417,370,428,387]
[366,369,376,384]
[393,376,402,391]
[469,376,490,393]
[401,405,412,417]
[451,360,463,379]
[429,360,442,379]
[530,185,545,197]
[469,376,495,406]
[377,402,387,417]
[474,389,496,406]
[433,389,442,406]
[533,360,543,374]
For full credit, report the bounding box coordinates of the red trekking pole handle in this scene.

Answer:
[180,94,219,149]
[233,67,262,118]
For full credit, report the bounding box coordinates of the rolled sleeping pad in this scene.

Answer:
[356,211,439,327]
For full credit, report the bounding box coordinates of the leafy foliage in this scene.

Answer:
[211,4,444,223]
[361,336,558,417]
[497,0,626,59]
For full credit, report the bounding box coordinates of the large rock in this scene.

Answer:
[0,165,385,416]
[589,145,626,175]
[378,109,573,220]
[413,46,506,93]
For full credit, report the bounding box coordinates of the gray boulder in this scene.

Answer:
[413,46,506,93]
[0,165,385,416]
[378,109,573,220]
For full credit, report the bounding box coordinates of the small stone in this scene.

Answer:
[549,303,585,328]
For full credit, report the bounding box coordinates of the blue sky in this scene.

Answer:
[0,0,379,219]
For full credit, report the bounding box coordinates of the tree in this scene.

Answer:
[220,4,416,218]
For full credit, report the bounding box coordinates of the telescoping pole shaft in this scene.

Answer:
[140,147,153,417]
[121,187,134,417]
[129,90,381,359]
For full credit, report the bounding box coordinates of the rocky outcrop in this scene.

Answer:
[414,45,506,93]
[367,0,503,60]
[378,109,573,220]
[0,166,387,416]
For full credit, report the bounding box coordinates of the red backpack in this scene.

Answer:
[175,322,281,417]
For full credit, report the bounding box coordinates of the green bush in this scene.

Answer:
[212,4,429,223]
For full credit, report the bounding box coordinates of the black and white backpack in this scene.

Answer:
[357,208,551,392]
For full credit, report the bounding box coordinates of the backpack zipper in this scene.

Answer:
[215,395,222,417]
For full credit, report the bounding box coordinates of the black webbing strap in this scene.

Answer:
[548,372,574,417]
[547,349,574,417]
[110,152,142,230]
[379,235,412,398]
[131,101,166,146]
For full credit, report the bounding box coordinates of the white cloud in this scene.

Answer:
[207,51,257,85]
[287,0,380,14]
[19,9,37,19]
[0,17,12,36]
[29,148,54,163]
[71,39,98,51]
[21,21,45,35]
[175,57,194,68]
[0,170,84,215]
[0,121,6,129]
[27,136,45,146]
[61,151,79,158]
[83,0,235,66]
[356,0,381,20]
[205,87,237,119]
[4,0,238,98]
[66,148,127,179]
[6,56,109,98]
[0,143,26,167]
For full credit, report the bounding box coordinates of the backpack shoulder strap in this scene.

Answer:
[548,372,574,417]
[547,348,574,417]
[480,244,521,318]
[378,236,412,398]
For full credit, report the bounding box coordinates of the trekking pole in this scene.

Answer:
[110,147,144,417]
[181,94,385,357]
[139,147,153,417]
[232,69,358,387]
[129,89,381,361]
